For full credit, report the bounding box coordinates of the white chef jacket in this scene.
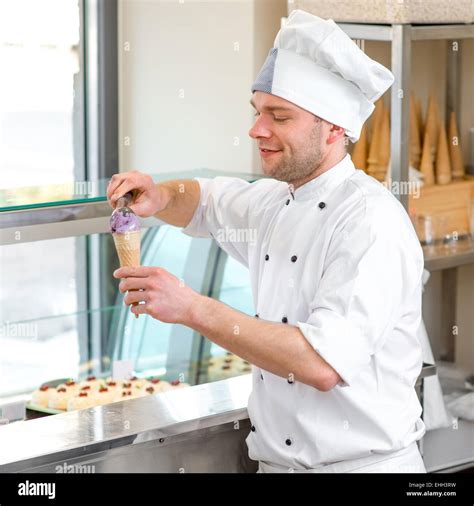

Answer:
[183,154,426,470]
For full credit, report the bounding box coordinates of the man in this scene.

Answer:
[108,10,426,473]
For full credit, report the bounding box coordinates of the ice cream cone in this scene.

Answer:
[410,94,421,169]
[351,122,368,171]
[425,94,439,164]
[113,231,141,267]
[372,98,384,126]
[113,231,141,317]
[367,100,384,177]
[436,122,452,185]
[415,98,423,143]
[376,107,391,182]
[420,128,435,186]
[448,111,465,179]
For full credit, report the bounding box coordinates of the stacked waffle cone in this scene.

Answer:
[366,98,389,181]
[352,91,466,187]
[409,94,421,169]
[448,111,465,179]
[436,122,452,185]
[351,122,368,171]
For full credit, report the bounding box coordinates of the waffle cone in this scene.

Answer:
[113,231,141,318]
[373,107,390,182]
[367,100,384,177]
[410,94,421,169]
[371,98,384,132]
[352,122,368,170]
[113,231,141,266]
[448,111,465,179]
[415,98,423,142]
[425,94,439,164]
[436,122,452,185]
[420,128,435,186]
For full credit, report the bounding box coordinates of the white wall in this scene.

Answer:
[118,0,286,175]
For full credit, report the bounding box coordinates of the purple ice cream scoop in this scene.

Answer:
[110,207,141,233]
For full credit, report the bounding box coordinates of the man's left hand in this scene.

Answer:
[113,266,200,324]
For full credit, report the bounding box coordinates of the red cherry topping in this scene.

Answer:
[99,387,109,393]
[150,379,161,384]
[122,382,131,388]
[40,385,49,391]
[146,387,154,394]
[79,392,88,397]
[106,381,117,387]
[65,380,76,386]
[57,387,67,393]
[171,380,180,386]
[81,386,91,391]
[129,376,138,381]
[87,376,96,381]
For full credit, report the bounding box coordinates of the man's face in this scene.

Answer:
[249,91,331,184]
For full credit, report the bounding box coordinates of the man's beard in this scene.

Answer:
[266,121,324,184]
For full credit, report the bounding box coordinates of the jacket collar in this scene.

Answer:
[287,154,356,202]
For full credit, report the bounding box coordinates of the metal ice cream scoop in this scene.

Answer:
[115,191,133,211]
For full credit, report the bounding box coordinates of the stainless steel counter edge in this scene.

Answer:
[0,374,252,471]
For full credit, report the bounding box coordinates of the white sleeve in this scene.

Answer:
[296,197,424,387]
[182,176,272,267]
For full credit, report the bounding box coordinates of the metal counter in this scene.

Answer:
[0,375,257,473]
[0,365,437,473]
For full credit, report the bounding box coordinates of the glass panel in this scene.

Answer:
[0,236,87,397]
[0,0,83,187]
[0,170,262,211]
[0,0,88,399]
[0,224,255,398]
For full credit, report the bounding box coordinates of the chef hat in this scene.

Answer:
[251,10,394,142]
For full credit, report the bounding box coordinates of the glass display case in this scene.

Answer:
[0,170,258,401]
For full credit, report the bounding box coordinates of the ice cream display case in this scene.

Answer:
[0,170,261,472]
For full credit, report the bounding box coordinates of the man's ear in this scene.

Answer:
[327,124,345,145]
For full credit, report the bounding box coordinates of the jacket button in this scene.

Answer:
[285,199,290,206]
[265,254,269,261]
[261,373,264,380]
[318,202,326,209]
[282,316,288,323]
[251,425,256,432]
[287,378,294,384]
[285,438,292,446]
[255,314,259,318]
[291,255,297,262]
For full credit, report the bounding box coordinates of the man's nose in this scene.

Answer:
[248,115,272,139]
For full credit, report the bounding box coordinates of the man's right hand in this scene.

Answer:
[107,171,169,217]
